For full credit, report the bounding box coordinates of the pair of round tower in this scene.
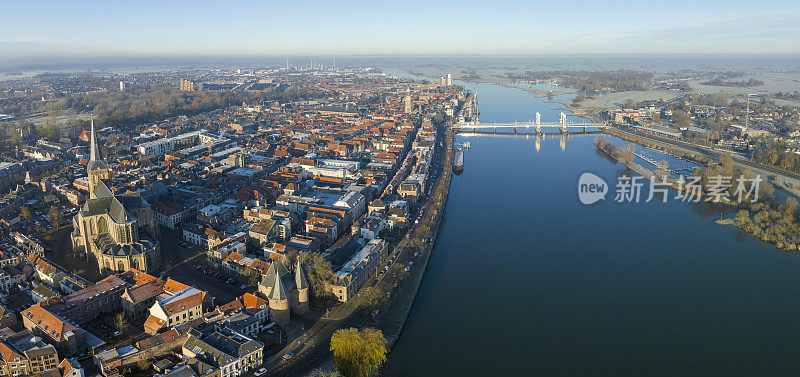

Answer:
[259,260,309,326]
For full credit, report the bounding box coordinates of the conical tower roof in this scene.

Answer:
[268,269,287,301]
[87,118,107,172]
[295,260,308,290]
[260,263,277,297]
[262,259,289,288]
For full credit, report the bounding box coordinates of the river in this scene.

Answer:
[379,70,800,376]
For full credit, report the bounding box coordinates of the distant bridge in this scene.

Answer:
[454,112,607,135]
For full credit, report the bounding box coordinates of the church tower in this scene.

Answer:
[87,118,111,198]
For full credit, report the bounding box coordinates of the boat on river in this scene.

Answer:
[454,148,464,174]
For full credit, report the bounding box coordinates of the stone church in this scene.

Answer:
[70,120,160,274]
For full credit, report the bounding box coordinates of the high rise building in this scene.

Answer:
[446,73,453,86]
[179,78,194,92]
[440,76,447,86]
[119,81,125,92]
[404,95,412,114]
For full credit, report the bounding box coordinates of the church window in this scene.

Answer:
[98,217,108,234]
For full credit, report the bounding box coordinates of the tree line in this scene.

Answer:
[701,77,764,87]
[507,70,654,93]
[0,84,324,141]
[751,138,800,174]
[40,86,319,128]
[699,154,800,250]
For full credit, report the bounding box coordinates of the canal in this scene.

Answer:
[381,71,800,376]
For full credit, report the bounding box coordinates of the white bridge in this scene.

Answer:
[455,112,607,134]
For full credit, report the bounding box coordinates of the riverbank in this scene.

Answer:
[596,131,800,251]
[398,67,683,114]
[501,83,579,98]
[594,136,655,179]
[603,127,714,166]
[383,125,454,345]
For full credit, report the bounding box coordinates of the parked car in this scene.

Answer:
[282,352,295,361]
[255,368,268,376]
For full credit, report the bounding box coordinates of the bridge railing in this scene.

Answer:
[456,122,606,128]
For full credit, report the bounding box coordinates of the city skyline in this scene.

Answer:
[1,0,799,62]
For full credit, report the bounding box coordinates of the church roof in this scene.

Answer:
[92,179,114,199]
[109,196,133,223]
[80,180,136,224]
[96,235,155,256]
[81,197,113,216]
[118,193,149,211]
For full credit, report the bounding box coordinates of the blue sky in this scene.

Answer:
[1,0,798,61]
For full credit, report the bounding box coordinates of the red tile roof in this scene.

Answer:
[22,304,78,341]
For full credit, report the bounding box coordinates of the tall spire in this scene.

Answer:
[89,117,100,162]
[87,117,107,172]
[268,269,287,301]
[295,260,308,290]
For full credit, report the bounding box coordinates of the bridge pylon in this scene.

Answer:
[558,112,568,134]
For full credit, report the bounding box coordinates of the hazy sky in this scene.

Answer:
[2,0,799,61]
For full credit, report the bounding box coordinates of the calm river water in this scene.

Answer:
[378,71,800,376]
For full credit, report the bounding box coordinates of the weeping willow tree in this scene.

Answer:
[330,327,387,377]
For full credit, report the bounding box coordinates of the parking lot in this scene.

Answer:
[160,228,251,305]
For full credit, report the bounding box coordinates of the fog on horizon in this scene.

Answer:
[1,0,799,67]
